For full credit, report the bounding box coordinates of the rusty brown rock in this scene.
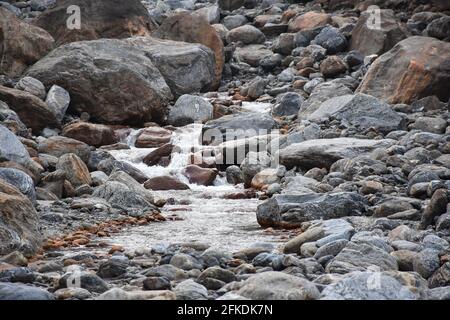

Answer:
[144,176,190,191]
[143,143,174,166]
[135,127,172,148]
[357,36,450,104]
[287,12,331,32]
[56,153,92,187]
[0,8,54,78]
[182,165,218,186]
[0,86,58,133]
[0,179,41,257]
[32,0,156,46]
[62,122,117,147]
[38,136,91,163]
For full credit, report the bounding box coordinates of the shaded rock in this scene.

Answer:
[429,263,450,288]
[59,272,109,293]
[226,165,244,185]
[299,80,353,118]
[0,86,58,133]
[240,151,272,188]
[97,258,129,279]
[357,36,450,104]
[257,192,367,229]
[312,26,348,54]
[62,122,117,147]
[235,271,320,300]
[308,94,406,134]
[153,12,224,90]
[279,138,395,170]
[420,188,448,229]
[425,16,450,40]
[0,7,54,78]
[351,9,408,56]
[33,0,156,45]
[129,36,216,97]
[168,95,214,126]
[143,143,174,166]
[143,277,171,291]
[272,92,304,117]
[144,176,189,191]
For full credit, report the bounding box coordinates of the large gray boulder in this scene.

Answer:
[0,168,36,202]
[26,38,172,125]
[168,94,214,126]
[202,113,279,144]
[308,94,406,134]
[279,138,396,170]
[0,283,54,300]
[257,192,367,229]
[233,272,320,300]
[298,80,353,118]
[321,271,417,300]
[125,37,216,97]
[326,241,398,274]
[0,125,31,166]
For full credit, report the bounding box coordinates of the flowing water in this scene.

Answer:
[102,122,285,253]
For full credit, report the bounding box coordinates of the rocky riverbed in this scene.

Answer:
[0,0,449,300]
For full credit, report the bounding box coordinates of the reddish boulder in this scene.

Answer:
[182,165,218,186]
[288,12,331,32]
[33,0,156,46]
[357,36,450,104]
[62,122,117,147]
[38,136,91,163]
[135,127,172,148]
[144,176,190,191]
[143,143,174,166]
[0,7,54,78]
[0,86,58,133]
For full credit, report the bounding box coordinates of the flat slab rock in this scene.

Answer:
[279,138,396,170]
[256,192,368,229]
